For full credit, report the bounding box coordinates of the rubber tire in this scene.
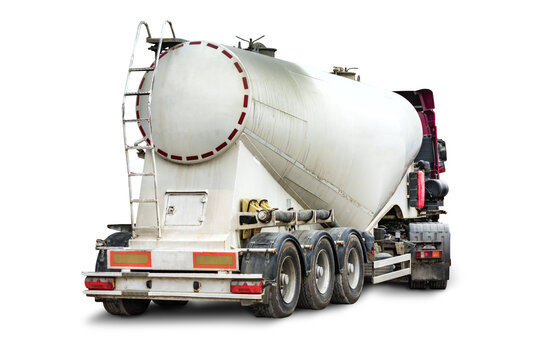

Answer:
[409,279,428,289]
[103,299,150,315]
[429,280,447,289]
[331,234,364,304]
[298,238,335,310]
[249,242,301,318]
[153,300,189,307]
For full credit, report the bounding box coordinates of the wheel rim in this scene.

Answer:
[315,248,331,294]
[280,255,297,304]
[347,246,361,288]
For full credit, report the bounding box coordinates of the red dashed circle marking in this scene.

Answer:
[216,142,227,152]
[157,149,168,157]
[138,41,249,163]
[139,126,146,137]
[238,112,246,125]
[228,129,238,141]
[234,62,243,73]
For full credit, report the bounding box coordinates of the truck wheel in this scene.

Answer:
[298,238,335,310]
[153,300,189,307]
[102,299,150,315]
[331,234,364,304]
[249,242,301,318]
[409,279,428,289]
[429,280,447,289]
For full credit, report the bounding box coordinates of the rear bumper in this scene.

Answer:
[82,271,265,303]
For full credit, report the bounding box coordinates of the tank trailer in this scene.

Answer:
[83,21,450,317]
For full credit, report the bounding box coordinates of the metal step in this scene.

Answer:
[123,118,150,123]
[124,91,150,96]
[129,67,155,72]
[129,172,155,177]
[133,225,160,230]
[131,199,158,203]
[126,145,153,150]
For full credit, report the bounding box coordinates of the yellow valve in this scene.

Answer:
[241,198,275,239]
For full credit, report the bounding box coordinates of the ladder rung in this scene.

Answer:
[125,91,150,96]
[129,67,155,72]
[133,225,159,230]
[123,118,150,123]
[129,172,155,177]
[126,145,154,150]
[131,199,158,203]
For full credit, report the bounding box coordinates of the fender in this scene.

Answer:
[241,232,307,281]
[291,230,339,276]
[95,232,132,272]
[326,227,369,273]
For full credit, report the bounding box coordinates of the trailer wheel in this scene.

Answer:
[429,280,447,289]
[409,279,428,289]
[249,242,301,318]
[153,300,189,307]
[331,234,364,304]
[102,299,150,315]
[298,238,335,310]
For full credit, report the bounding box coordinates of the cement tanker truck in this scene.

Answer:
[83,21,451,318]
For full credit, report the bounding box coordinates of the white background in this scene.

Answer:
[2,0,538,359]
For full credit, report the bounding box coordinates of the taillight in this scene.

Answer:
[85,277,115,290]
[415,250,442,259]
[230,281,263,294]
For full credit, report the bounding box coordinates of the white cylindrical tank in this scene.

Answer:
[137,41,422,229]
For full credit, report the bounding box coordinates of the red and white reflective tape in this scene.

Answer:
[136,41,249,162]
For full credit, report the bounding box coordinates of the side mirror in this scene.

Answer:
[438,139,447,162]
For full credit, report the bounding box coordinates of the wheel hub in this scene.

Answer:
[347,247,361,288]
[315,248,331,293]
[317,265,324,278]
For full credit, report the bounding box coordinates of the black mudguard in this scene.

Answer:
[240,232,306,281]
[291,230,339,275]
[326,227,369,273]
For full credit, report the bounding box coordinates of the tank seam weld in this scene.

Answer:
[243,128,373,216]
[252,99,308,123]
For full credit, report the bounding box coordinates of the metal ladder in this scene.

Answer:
[121,21,177,239]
